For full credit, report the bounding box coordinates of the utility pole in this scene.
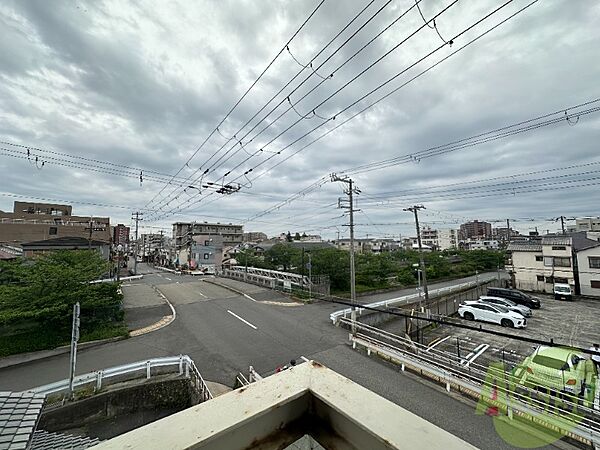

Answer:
[159,229,164,266]
[331,174,360,330]
[506,219,511,245]
[132,212,143,275]
[68,302,80,399]
[88,217,93,250]
[308,252,312,301]
[404,205,429,304]
[559,216,566,235]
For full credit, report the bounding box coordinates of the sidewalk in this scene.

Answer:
[122,284,173,331]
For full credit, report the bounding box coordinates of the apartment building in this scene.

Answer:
[506,232,600,296]
[173,222,243,249]
[113,224,130,246]
[459,220,492,240]
[139,233,166,258]
[243,231,268,242]
[420,227,458,251]
[567,217,600,232]
[0,201,110,245]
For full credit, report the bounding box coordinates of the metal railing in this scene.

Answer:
[28,355,212,403]
[330,276,497,323]
[344,318,600,447]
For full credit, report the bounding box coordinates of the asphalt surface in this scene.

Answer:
[0,265,574,449]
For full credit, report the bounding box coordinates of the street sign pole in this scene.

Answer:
[68,302,80,399]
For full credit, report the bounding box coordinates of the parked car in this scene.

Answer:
[519,346,597,398]
[487,287,541,309]
[464,296,532,317]
[553,283,573,301]
[458,303,526,328]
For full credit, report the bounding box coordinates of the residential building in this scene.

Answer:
[139,233,165,259]
[173,222,243,250]
[438,228,458,250]
[493,226,523,246]
[567,217,600,232]
[506,232,600,296]
[0,244,22,260]
[459,220,491,240]
[420,227,439,250]
[0,201,110,245]
[576,245,600,296]
[299,234,322,242]
[462,238,499,251]
[21,236,110,259]
[187,235,224,271]
[113,223,130,246]
[243,231,268,242]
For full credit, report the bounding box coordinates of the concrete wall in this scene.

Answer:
[576,247,600,297]
[39,377,196,439]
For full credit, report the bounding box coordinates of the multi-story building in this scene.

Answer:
[176,235,224,271]
[437,229,458,250]
[139,233,166,258]
[506,232,600,296]
[0,201,110,245]
[463,239,499,250]
[113,224,130,246]
[173,222,243,250]
[566,217,600,232]
[420,227,438,250]
[243,232,268,242]
[459,220,491,240]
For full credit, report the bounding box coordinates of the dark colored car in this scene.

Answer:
[486,287,541,309]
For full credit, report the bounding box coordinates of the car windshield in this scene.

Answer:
[555,286,570,293]
[494,305,510,313]
[532,355,569,371]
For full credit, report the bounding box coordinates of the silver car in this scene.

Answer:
[477,295,532,317]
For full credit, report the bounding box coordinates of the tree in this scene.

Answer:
[286,231,292,242]
[294,232,301,241]
[265,244,300,271]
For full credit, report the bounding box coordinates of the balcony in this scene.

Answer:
[94,361,473,449]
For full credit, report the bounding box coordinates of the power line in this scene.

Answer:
[151,0,513,222]
[143,0,327,209]
[145,0,415,217]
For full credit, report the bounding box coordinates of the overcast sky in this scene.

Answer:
[1,0,599,240]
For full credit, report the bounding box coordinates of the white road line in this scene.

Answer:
[426,335,452,352]
[157,273,163,277]
[300,356,310,363]
[197,291,207,298]
[227,310,257,330]
[462,344,490,367]
[243,293,257,302]
[165,277,172,281]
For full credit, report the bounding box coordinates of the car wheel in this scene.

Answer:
[463,312,474,321]
[501,319,514,328]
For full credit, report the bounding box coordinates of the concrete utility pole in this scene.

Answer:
[159,230,164,266]
[68,302,80,399]
[506,219,511,244]
[404,205,429,304]
[132,212,143,275]
[559,216,566,235]
[331,174,360,331]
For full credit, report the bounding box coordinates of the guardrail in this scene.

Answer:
[90,275,143,284]
[344,318,600,447]
[330,277,496,324]
[28,355,212,403]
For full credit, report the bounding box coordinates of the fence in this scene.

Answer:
[330,276,502,324]
[29,355,212,404]
[342,318,600,448]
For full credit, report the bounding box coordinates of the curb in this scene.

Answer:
[128,286,177,337]
[205,279,303,307]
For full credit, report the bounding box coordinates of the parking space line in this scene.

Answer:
[165,277,172,281]
[227,310,257,330]
[461,344,490,367]
[426,335,452,352]
[197,290,207,298]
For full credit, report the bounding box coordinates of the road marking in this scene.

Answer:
[300,356,310,363]
[227,310,257,330]
[426,335,452,352]
[243,293,257,302]
[165,277,172,281]
[176,281,180,284]
[196,290,207,298]
[461,344,490,367]
[157,273,163,277]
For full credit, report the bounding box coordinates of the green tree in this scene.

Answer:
[265,244,300,271]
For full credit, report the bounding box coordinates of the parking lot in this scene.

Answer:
[389,294,599,369]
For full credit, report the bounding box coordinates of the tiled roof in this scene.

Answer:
[30,430,101,450]
[506,243,542,252]
[0,391,45,449]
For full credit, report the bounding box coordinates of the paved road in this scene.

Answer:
[0,266,568,449]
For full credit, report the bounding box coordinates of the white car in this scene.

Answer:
[464,296,532,317]
[458,303,527,328]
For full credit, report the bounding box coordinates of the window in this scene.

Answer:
[554,277,568,284]
[205,240,210,246]
[591,280,600,289]
[535,255,543,262]
[49,226,57,235]
[544,257,553,267]
[545,276,554,283]
[203,253,210,260]
[552,246,566,251]
[536,275,544,282]
[589,257,600,269]
[553,257,571,267]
